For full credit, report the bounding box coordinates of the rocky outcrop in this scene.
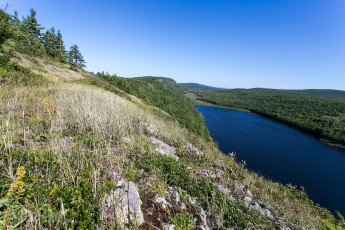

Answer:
[141,186,210,229]
[244,197,274,220]
[102,180,144,228]
[145,123,159,137]
[182,143,205,157]
[148,137,179,160]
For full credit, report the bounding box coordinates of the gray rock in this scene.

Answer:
[213,182,231,195]
[199,169,212,178]
[234,181,246,195]
[148,137,179,160]
[169,187,181,204]
[145,123,159,136]
[103,181,145,227]
[244,197,274,220]
[163,223,176,230]
[154,196,171,210]
[198,207,210,230]
[183,143,205,157]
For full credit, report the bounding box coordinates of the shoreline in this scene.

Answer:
[195,100,345,151]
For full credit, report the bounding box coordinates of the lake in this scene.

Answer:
[196,105,345,216]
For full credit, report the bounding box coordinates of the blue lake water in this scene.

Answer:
[196,105,345,216]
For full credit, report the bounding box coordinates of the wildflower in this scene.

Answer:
[7,166,26,197]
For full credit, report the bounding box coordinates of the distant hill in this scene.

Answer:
[178,82,229,92]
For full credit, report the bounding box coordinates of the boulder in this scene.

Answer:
[244,197,274,220]
[163,223,176,230]
[103,181,145,227]
[154,196,171,210]
[148,137,179,160]
[145,123,159,136]
[198,207,210,230]
[182,143,205,157]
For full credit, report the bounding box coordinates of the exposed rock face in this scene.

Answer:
[182,143,205,157]
[234,180,253,199]
[148,137,179,160]
[244,197,274,220]
[103,180,144,228]
[163,223,176,230]
[145,123,159,137]
[141,186,210,230]
[213,182,231,195]
[198,207,210,230]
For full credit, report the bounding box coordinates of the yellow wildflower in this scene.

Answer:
[7,166,26,197]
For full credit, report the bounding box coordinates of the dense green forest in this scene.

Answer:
[194,88,345,148]
[97,73,211,141]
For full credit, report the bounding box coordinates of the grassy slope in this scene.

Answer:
[98,75,211,141]
[0,54,344,229]
[194,88,345,148]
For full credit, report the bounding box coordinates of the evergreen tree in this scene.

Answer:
[43,27,59,58]
[0,9,12,47]
[22,8,43,40]
[68,44,86,68]
[56,30,67,62]
[17,8,45,56]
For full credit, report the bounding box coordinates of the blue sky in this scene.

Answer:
[3,0,345,90]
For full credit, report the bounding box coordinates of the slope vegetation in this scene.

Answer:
[97,74,211,141]
[1,53,344,229]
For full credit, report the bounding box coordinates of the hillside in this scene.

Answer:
[97,74,211,141]
[1,8,345,230]
[178,83,228,92]
[194,88,345,149]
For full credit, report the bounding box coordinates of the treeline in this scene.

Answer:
[0,7,85,68]
[96,72,211,141]
[196,88,345,148]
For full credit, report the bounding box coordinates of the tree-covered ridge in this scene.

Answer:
[0,8,85,69]
[178,82,229,92]
[97,73,211,141]
[195,88,345,148]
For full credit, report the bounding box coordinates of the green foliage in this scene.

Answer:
[43,27,67,60]
[0,9,12,47]
[68,44,86,69]
[0,55,45,85]
[98,73,211,141]
[170,212,194,230]
[134,153,272,228]
[1,8,76,63]
[0,145,114,229]
[196,88,345,148]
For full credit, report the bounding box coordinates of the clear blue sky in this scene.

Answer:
[3,0,345,90]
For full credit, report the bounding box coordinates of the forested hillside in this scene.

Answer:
[97,73,211,141]
[195,88,345,148]
[178,83,228,92]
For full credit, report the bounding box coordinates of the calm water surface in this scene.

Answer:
[196,105,345,215]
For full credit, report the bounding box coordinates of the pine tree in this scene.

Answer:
[56,30,67,62]
[22,8,44,40]
[0,9,12,47]
[68,44,86,68]
[19,8,45,56]
[43,27,58,57]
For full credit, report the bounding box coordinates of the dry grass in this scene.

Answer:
[12,53,86,82]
